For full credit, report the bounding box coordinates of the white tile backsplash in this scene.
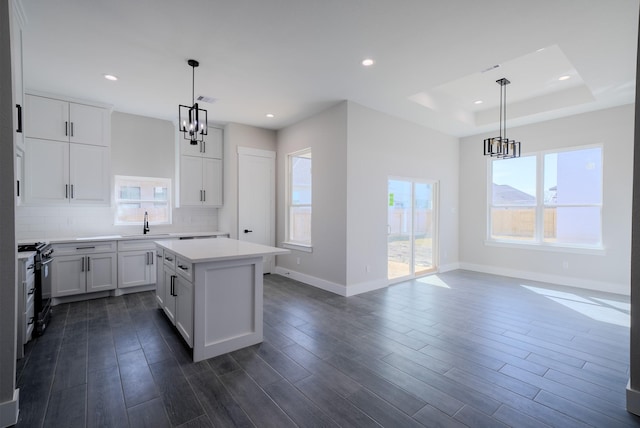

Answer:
[15,205,219,241]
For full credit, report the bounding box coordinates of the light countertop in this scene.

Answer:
[154,237,290,263]
[41,231,228,245]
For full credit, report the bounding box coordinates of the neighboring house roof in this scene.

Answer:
[493,183,536,205]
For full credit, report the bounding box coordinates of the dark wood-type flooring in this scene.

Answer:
[14,270,640,427]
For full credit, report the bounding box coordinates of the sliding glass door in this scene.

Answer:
[387,178,437,281]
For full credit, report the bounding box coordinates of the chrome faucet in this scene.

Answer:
[143,211,150,234]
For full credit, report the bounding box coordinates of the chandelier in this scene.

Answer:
[179,59,208,145]
[483,78,521,158]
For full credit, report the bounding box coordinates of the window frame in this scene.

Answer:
[486,144,604,254]
[114,175,172,226]
[283,148,312,252]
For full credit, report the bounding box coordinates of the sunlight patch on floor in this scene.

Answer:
[521,285,629,327]
[416,275,451,289]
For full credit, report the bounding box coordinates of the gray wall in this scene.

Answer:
[276,102,349,288]
[111,111,175,178]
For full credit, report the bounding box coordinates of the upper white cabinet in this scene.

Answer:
[22,93,111,205]
[180,156,222,207]
[180,126,222,159]
[24,138,109,205]
[25,94,109,147]
[180,125,223,207]
[10,0,25,151]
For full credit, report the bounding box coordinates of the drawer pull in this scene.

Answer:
[165,256,173,262]
[28,287,35,295]
[27,317,34,326]
[178,264,189,271]
[76,246,96,250]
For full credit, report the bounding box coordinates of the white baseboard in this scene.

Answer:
[628,381,640,415]
[439,262,461,273]
[459,262,629,296]
[0,389,19,428]
[273,267,388,297]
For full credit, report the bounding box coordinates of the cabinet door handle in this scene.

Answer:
[81,257,84,272]
[87,256,91,271]
[65,184,69,199]
[28,287,35,295]
[65,121,68,136]
[16,180,19,197]
[16,104,22,133]
[202,141,205,153]
[70,122,74,137]
[150,252,154,265]
[27,317,35,326]
[70,184,74,199]
[199,190,203,201]
[203,190,206,201]
[170,275,176,296]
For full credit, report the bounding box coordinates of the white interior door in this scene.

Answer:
[238,147,276,273]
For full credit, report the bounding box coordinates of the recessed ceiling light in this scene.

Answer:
[558,75,571,81]
[474,100,483,105]
[361,58,374,67]
[103,74,118,81]
[266,113,275,118]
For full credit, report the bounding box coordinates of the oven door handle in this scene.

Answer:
[41,258,54,266]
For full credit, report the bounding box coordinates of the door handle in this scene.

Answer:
[87,256,91,271]
[70,122,74,137]
[244,229,253,234]
[70,184,74,199]
[16,104,22,133]
[65,121,68,136]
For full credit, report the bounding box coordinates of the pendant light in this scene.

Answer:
[179,59,208,145]
[483,78,521,158]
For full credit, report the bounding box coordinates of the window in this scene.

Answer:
[489,146,602,248]
[115,176,171,225]
[285,149,312,249]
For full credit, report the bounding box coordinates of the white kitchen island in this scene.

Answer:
[154,238,289,362]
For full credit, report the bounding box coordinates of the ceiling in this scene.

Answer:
[19,0,639,137]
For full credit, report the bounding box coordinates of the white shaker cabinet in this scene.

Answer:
[180,126,223,207]
[25,94,109,147]
[17,253,35,358]
[24,138,109,205]
[158,250,193,346]
[117,240,157,289]
[52,241,117,297]
[22,93,110,206]
[180,126,223,159]
[10,0,25,151]
[180,156,222,207]
[155,249,167,307]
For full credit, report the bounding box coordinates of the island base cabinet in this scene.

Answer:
[162,269,176,324]
[175,276,193,347]
[193,256,263,362]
